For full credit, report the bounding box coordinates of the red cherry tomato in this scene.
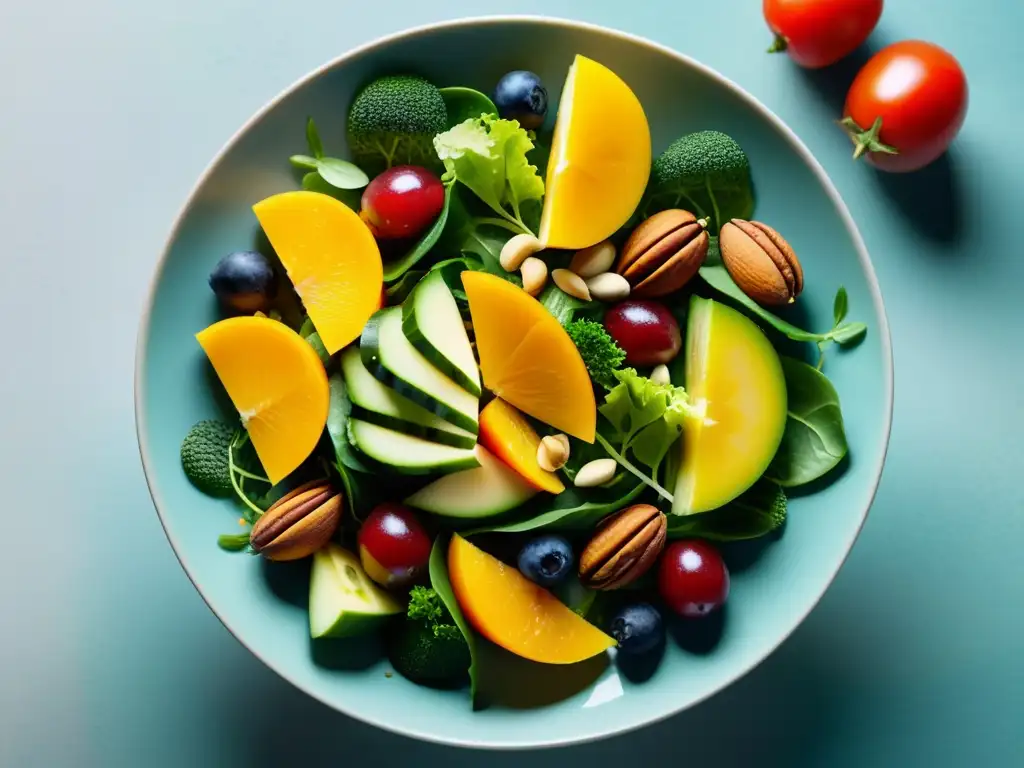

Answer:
[841,40,968,172]
[361,165,445,239]
[658,540,730,618]
[764,0,883,69]
[357,503,432,589]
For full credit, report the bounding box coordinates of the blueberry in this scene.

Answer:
[494,71,548,130]
[209,251,277,313]
[609,603,664,655]
[517,535,574,587]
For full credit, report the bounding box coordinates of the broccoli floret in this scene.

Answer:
[347,75,447,173]
[646,130,754,231]
[180,420,234,497]
[387,587,470,688]
[566,319,626,389]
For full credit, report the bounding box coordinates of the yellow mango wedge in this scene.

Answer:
[539,54,651,250]
[197,316,329,485]
[253,191,383,354]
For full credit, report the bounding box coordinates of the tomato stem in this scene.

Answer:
[839,116,899,160]
[767,34,788,54]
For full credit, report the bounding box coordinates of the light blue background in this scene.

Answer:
[1,1,1020,766]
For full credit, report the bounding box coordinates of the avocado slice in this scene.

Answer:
[309,544,403,639]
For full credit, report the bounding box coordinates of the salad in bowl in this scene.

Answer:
[174,52,869,709]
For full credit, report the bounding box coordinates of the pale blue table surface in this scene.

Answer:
[2,1,1021,765]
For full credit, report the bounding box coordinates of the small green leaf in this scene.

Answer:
[469,481,644,535]
[306,117,324,159]
[217,533,251,552]
[316,157,370,190]
[383,182,453,281]
[290,154,320,170]
[301,172,362,209]
[439,86,498,128]
[833,286,849,325]
[831,322,867,345]
[539,283,594,326]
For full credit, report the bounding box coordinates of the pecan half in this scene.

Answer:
[616,209,709,297]
[579,504,667,590]
[250,479,342,561]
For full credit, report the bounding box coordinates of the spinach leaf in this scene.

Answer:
[458,222,521,285]
[383,181,453,282]
[384,270,426,304]
[439,86,498,128]
[766,357,848,487]
[428,536,481,706]
[470,480,644,534]
[667,478,786,541]
[326,373,370,474]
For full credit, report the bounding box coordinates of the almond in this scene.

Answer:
[616,209,709,297]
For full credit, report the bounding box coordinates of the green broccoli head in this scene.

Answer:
[180,420,234,497]
[387,587,470,687]
[766,483,788,533]
[566,319,626,389]
[646,130,754,232]
[346,75,447,173]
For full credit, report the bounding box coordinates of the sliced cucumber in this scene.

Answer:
[361,307,478,434]
[404,445,538,518]
[402,271,481,396]
[309,544,403,639]
[340,348,476,449]
[348,418,479,475]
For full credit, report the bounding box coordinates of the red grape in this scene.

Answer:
[357,503,432,589]
[658,540,730,617]
[361,165,444,240]
[603,300,681,367]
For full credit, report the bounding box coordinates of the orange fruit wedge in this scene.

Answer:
[448,535,615,664]
[253,191,383,354]
[478,398,565,494]
[539,54,651,250]
[672,297,788,515]
[197,315,329,485]
[462,272,595,442]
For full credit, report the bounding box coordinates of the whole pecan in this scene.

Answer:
[616,209,709,297]
[579,504,667,590]
[719,218,804,306]
[250,479,342,561]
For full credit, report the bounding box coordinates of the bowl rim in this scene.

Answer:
[134,13,894,751]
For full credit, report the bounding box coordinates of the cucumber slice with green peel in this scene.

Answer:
[340,348,476,449]
[404,445,538,518]
[309,544,403,639]
[348,418,480,475]
[361,307,479,433]
[402,271,481,396]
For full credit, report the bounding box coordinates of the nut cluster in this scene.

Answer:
[579,504,667,590]
[249,479,342,561]
[499,235,631,303]
[616,209,709,297]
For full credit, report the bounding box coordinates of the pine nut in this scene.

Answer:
[520,256,548,297]
[650,364,671,386]
[570,240,617,278]
[500,233,544,272]
[552,269,591,301]
[574,458,617,488]
[536,434,570,472]
[585,272,631,302]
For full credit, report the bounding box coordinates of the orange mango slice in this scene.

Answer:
[478,398,565,494]
[197,316,329,485]
[448,535,615,664]
[462,272,596,442]
[253,191,383,354]
[539,54,651,250]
